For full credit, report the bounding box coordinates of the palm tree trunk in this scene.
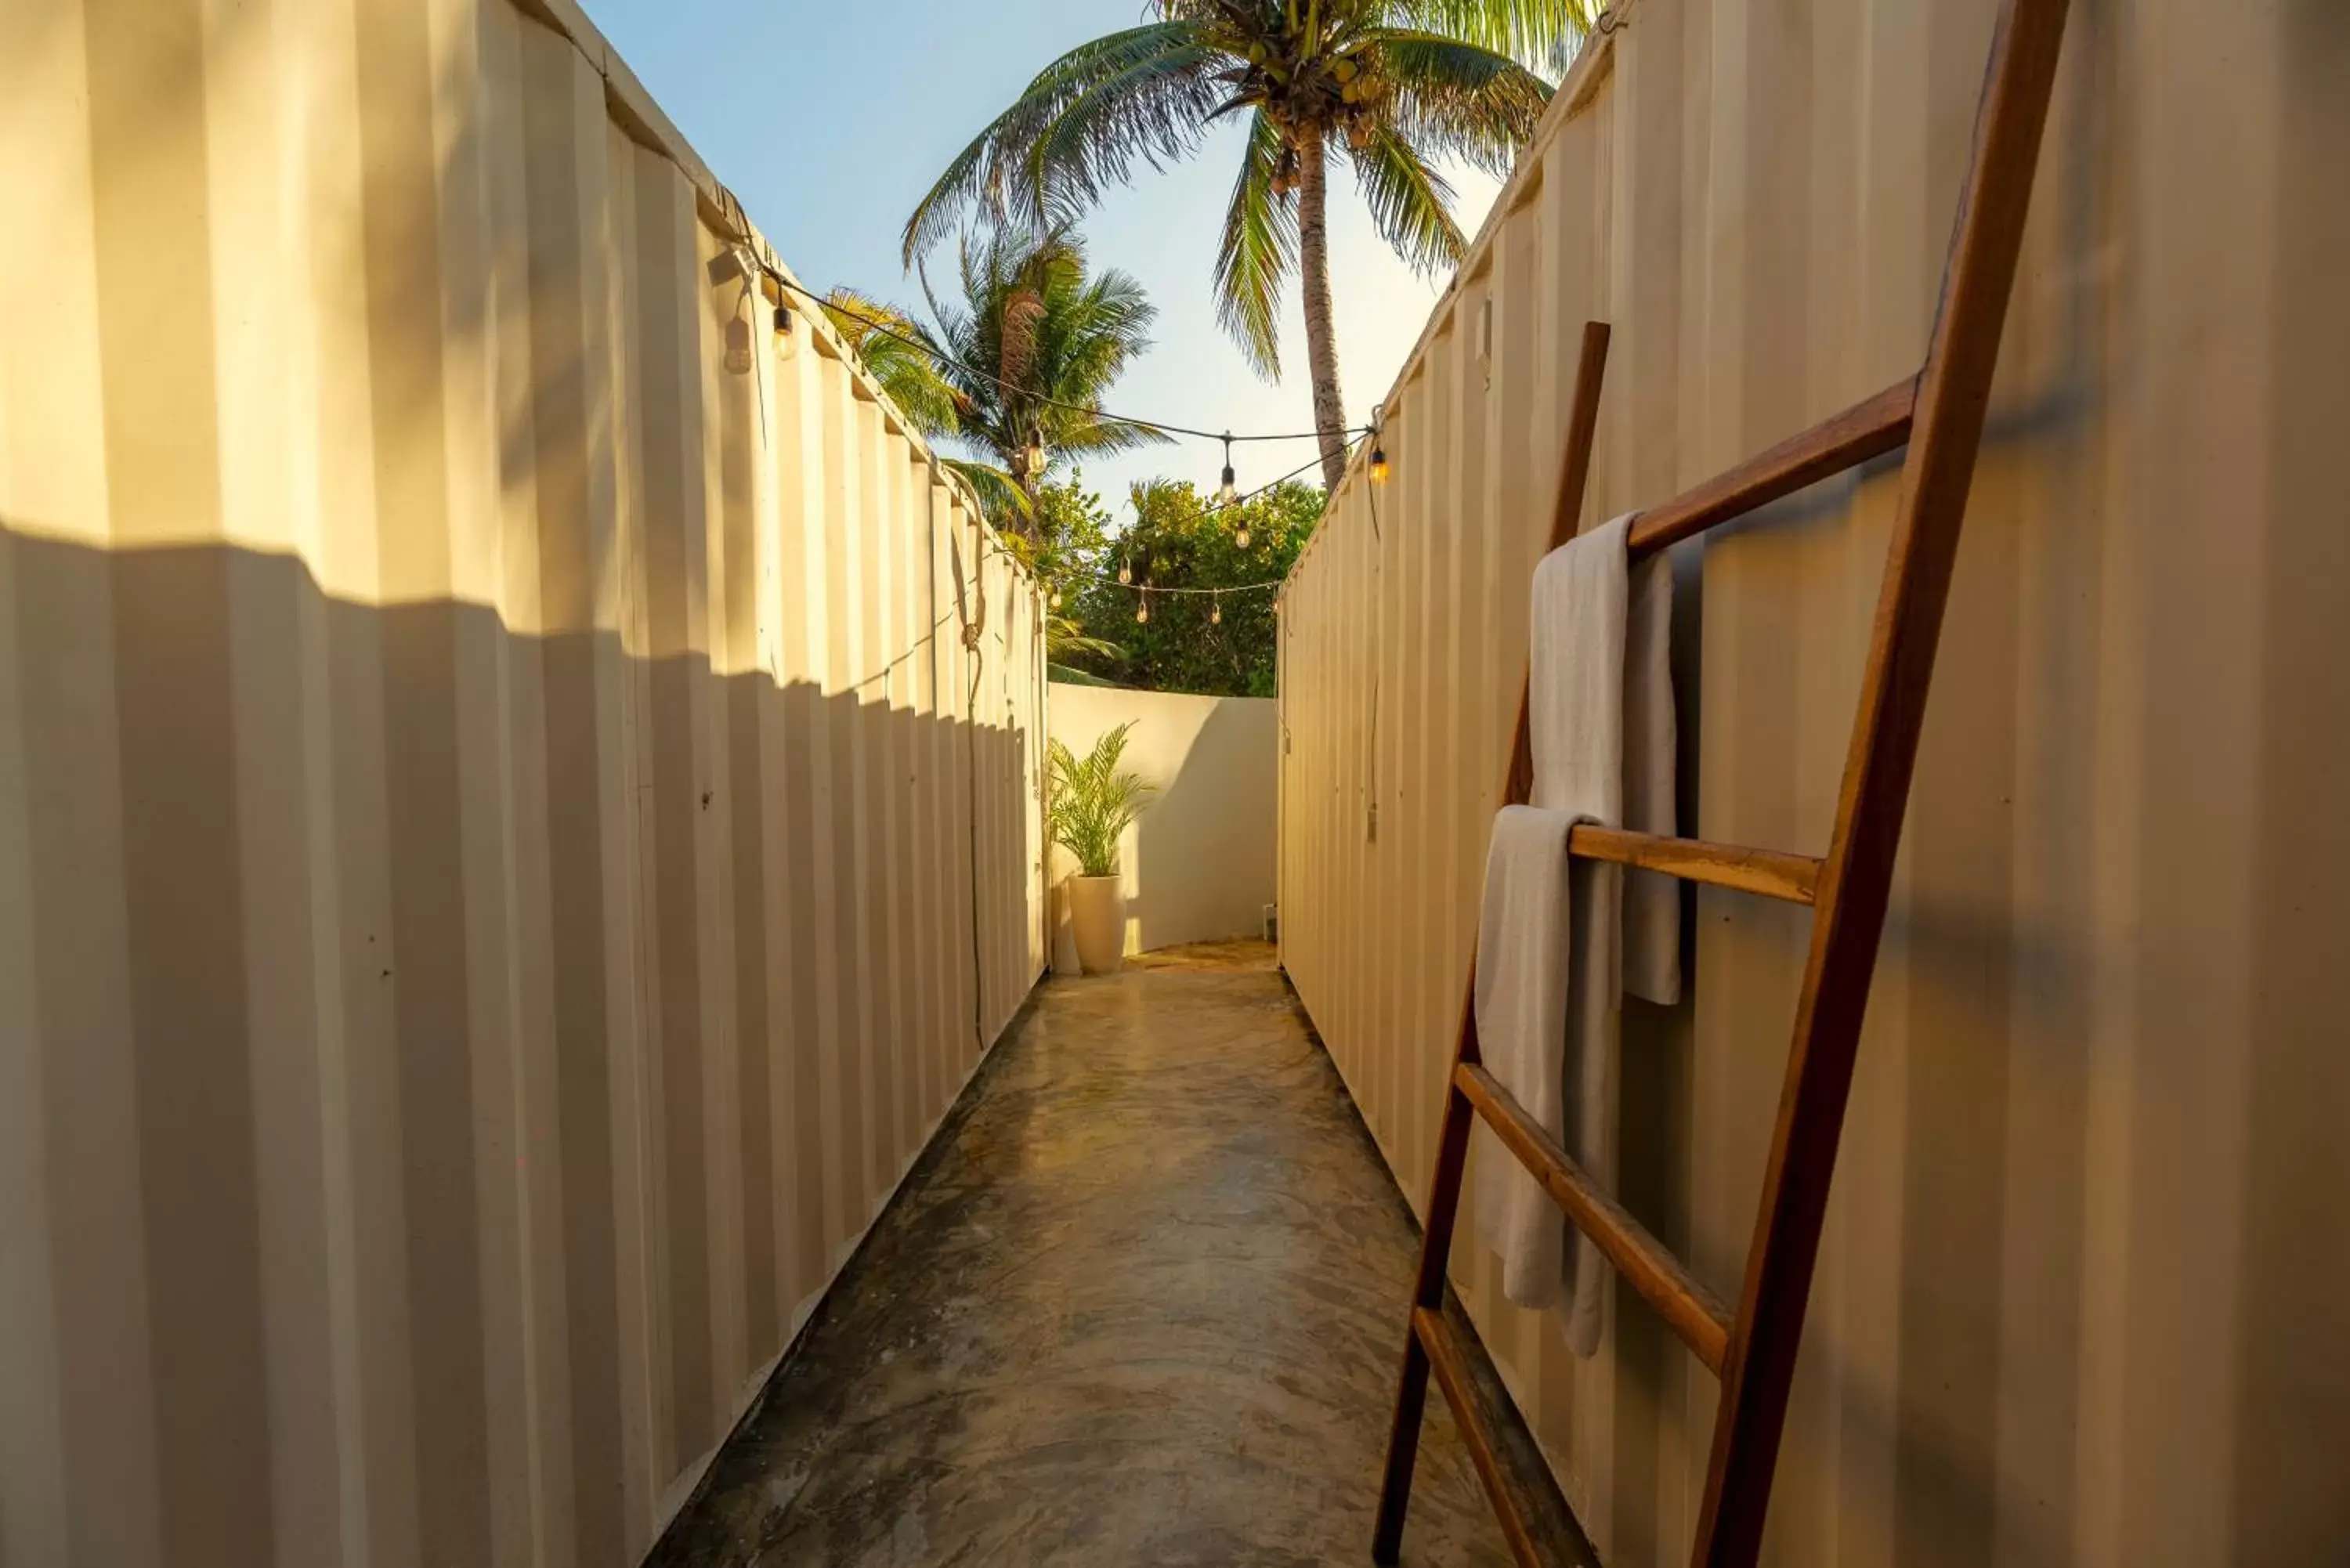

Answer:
[1294,120,1349,491]
[1007,441,1043,544]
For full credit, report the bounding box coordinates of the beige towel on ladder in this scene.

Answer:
[1472,512,1678,1357]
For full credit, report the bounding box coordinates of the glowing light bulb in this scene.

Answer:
[1217,433,1238,507]
[1210,598,1223,625]
[1370,443,1390,486]
[1050,587,1063,609]
[1235,524,1252,551]
[1117,560,1132,585]
[1135,596,1149,625]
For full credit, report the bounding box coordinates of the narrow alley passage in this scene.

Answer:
[648,945,1581,1566]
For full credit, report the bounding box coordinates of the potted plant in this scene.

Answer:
[1047,721,1156,974]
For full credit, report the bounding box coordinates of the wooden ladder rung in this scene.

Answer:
[1627,378,1918,558]
[1567,826,1821,905]
[1412,1305,1544,1568]
[1457,1063,1734,1375]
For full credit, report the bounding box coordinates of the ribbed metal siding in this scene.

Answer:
[0,1,1047,1564]
[1279,4,2349,1563]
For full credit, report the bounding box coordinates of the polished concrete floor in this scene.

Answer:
[649,946,1581,1567]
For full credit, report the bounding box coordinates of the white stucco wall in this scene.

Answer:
[1049,683,1278,959]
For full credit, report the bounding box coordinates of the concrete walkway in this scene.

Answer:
[649,945,1564,1567]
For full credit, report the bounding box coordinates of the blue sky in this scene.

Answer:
[579,0,1503,527]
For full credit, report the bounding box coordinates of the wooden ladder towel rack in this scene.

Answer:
[1370,1,2072,1563]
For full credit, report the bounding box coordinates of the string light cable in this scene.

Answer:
[1068,432,1367,604]
[704,228,1368,630]
[713,241,1376,450]
[782,270,1373,446]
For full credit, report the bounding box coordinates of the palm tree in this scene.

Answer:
[822,226,1167,540]
[902,1,1593,490]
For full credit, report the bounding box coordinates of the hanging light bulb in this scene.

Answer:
[1217,432,1238,508]
[1135,591,1150,625]
[1210,594,1223,626]
[772,302,796,361]
[1370,404,1390,484]
[1116,558,1133,585]
[1235,522,1252,551]
[1024,435,1047,481]
[1050,586,1063,609]
[723,266,755,376]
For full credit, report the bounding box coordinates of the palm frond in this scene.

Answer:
[1377,0,1599,74]
[1367,29,1555,175]
[1213,109,1298,378]
[1046,613,1125,663]
[1047,721,1158,877]
[945,458,1032,525]
[1048,422,1166,460]
[902,21,1218,263]
[1345,121,1468,274]
[1026,43,1233,222]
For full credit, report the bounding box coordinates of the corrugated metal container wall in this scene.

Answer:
[0,0,1047,1564]
[1280,2,2348,1564]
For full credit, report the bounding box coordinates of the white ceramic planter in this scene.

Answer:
[1066,874,1126,975]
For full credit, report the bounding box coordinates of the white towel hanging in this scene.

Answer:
[1472,512,1678,1357]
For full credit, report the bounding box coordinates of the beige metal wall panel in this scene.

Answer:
[1278,3,2350,1563]
[0,1,1048,1564]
